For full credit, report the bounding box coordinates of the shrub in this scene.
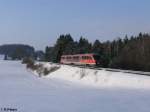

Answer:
[22,57,34,64]
[43,68,50,75]
[23,57,60,77]
[22,57,36,70]
[43,66,60,76]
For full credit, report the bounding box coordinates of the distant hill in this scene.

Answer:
[0,44,35,60]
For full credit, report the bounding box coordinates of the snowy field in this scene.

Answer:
[0,55,4,60]
[0,61,150,112]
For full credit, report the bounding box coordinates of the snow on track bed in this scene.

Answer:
[59,64,150,76]
[0,61,150,112]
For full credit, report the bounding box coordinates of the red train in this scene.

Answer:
[60,53,100,66]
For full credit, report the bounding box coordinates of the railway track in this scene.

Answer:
[59,64,150,76]
[47,62,150,76]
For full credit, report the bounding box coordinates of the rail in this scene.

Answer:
[41,62,150,76]
[64,64,150,76]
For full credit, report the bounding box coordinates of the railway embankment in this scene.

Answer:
[46,64,150,89]
[22,59,150,89]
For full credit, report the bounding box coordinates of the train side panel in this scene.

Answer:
[60,54,99,65]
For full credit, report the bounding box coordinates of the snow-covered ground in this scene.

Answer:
[48,64,150,89]
[0,55,4,60]
[0,61,150,112]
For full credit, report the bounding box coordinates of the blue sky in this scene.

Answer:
[0,0,150,50]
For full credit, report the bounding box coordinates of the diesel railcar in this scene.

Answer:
[60,53,100,66]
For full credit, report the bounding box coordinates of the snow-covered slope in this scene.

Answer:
[0,61,150,112]
[47,64,150,89]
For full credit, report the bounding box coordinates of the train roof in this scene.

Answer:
[61,53,99,57]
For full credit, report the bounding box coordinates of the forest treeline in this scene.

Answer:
[0,44,44,60]
[45,33,150,72]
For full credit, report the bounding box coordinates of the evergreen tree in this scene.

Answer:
[78,37,92,53]
[44,33,150,72]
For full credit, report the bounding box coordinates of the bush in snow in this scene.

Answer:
[80,68,86,79]
[46,66,60,74]
[22,57,38,70]
[22,57,34,64]
[22,59,60,76]
[36,64,60,76]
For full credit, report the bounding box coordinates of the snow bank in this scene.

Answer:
[46,64,150,89]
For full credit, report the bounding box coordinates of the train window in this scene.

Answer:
[68,56,72,60]
[73,56,79,59]
[87,56,92,60]
[82,56,92,60]
[73,56,79,61]
[82,56,84,59]
[82,56,86,60]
